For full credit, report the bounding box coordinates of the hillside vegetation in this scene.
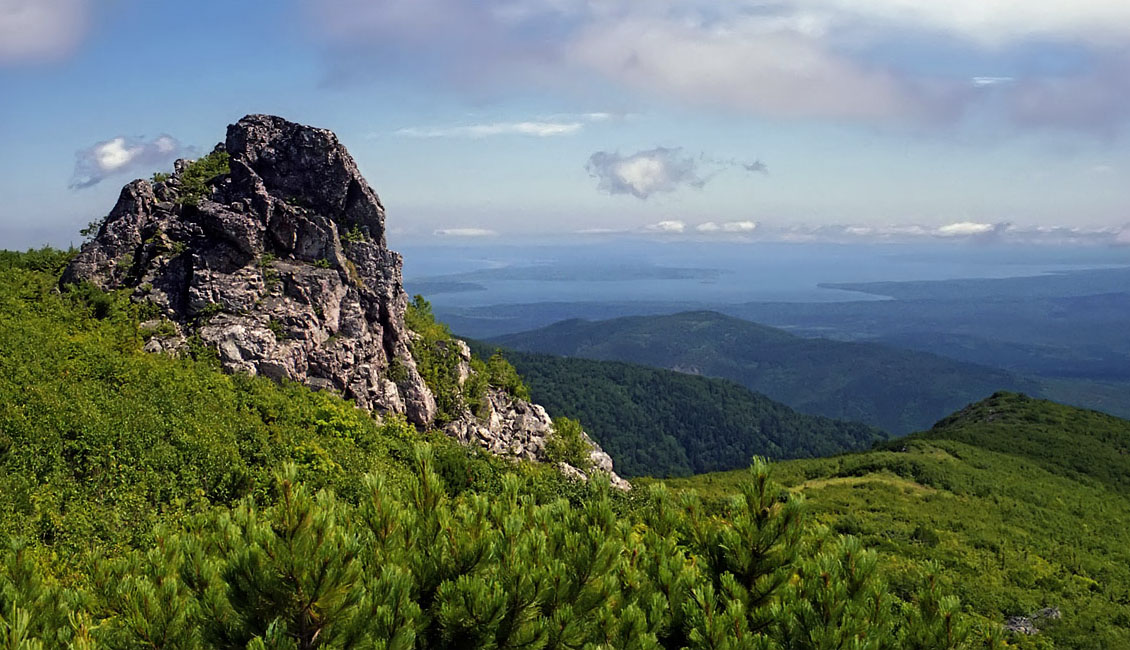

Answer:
[0,249,1009,649]
[655,393,1130,649]
[475,345,885,478]
[0,248,526,556]
[492,311,1040,435]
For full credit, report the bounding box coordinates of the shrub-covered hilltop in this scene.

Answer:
[658,392,1130,649]
[1,249,1008,649]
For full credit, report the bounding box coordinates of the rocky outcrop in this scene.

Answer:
[63,114,627,488]
[1004,607,1061,636]
[443,340,630,489]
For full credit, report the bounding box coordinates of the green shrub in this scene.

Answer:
[340,224,366,244]
[267,318,286,340]
[486,351,530,400]
[0,247,75,274]
[545,416,591,471]
[175,150,230,207]
[405,295,468,424]
[79,218,105,240]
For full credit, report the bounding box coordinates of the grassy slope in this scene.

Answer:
[492,311,1041,435]
[473,345,885,478]
[652,392,1130,648]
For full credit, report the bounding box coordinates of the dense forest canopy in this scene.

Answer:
[472,345,884,478]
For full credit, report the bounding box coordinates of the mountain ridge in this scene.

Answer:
[492,310,1042,434]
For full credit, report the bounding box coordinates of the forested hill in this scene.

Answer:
[472,344,885,477]
[657,392,1130,648]
[492,311,1041,435]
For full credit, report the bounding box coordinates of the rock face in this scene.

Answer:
[63,114,627,489]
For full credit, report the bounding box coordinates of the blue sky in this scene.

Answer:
[1,0,1128,249]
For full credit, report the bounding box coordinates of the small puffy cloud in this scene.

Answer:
[722,220,757,233]
[972,76,1014,87]
[697,221,758,234]
[1116,227,1130,245]
[935,221,997,237]
[0,0,88,63]
[70,134,191,189]
[643,220,685,233]
[433,227,497,237]
[396,121,584,138]
[586,148,706,199]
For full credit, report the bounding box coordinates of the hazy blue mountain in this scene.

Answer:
[491,311,1044,435]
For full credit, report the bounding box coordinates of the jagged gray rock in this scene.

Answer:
[62,114,627,488]
[444,340,630,490]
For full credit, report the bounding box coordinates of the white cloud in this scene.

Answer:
[935,221,996,236]
[807,0,1130,45]
[0,0,88,63]
[586,148,705,199]
[753,221,1126,245]
[697,221,758,234]
[972,76,1015,87]
[396,121,584,138]
[722,221,757,233]
[644,220,686,233]
[586,147,768,200]
[568,16,920,121]
[433,227,498,237]
[305,0,1130,129]
[70,134,191,189]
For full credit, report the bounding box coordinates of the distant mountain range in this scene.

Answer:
[491,311,1045,435]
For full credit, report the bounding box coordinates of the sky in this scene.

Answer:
[1,0,1128,249]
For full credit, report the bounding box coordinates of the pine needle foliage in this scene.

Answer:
[2,455,1000,650]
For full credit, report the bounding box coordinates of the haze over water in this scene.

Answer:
[400,240,1130,308]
